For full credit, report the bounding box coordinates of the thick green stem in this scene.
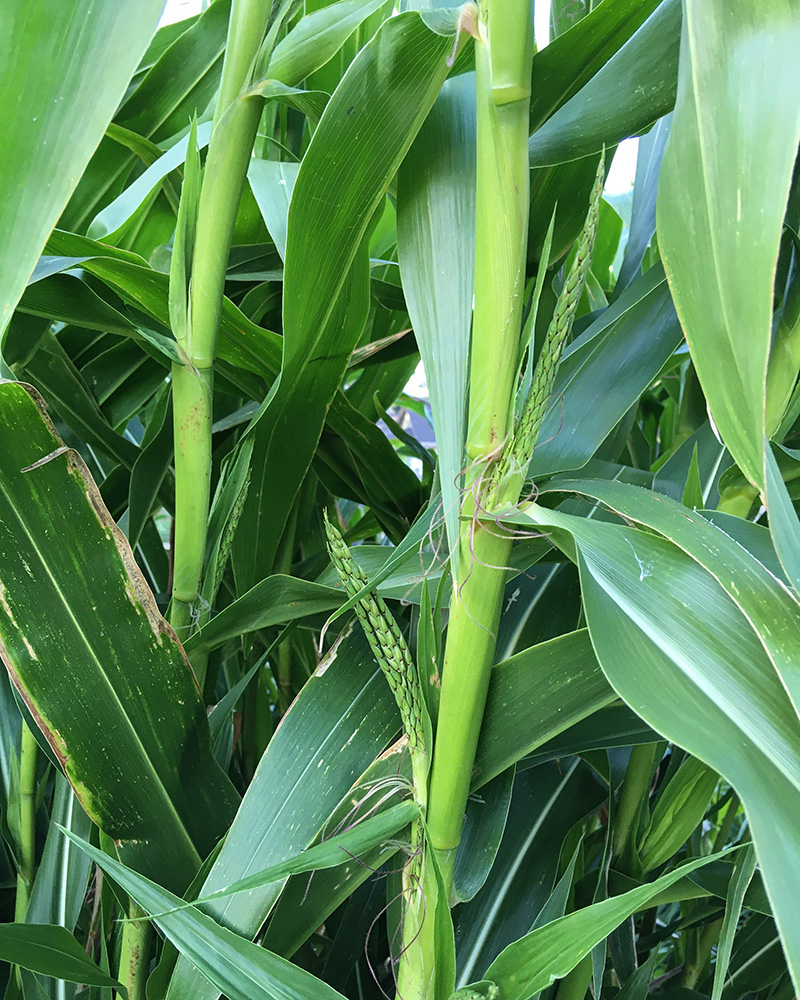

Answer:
[395,9,534,995]
[115,907,153,1000]
[681,916,722,990]
[426,0,533,889]
[612,742,657,872]
[464,23,532,462]
[171,363,213,638]
[154,1,272,995]
[13,721,38,923]
[427,518,513,861]
[170,0,271,632]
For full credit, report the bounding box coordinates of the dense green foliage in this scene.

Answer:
[1,0,800,998]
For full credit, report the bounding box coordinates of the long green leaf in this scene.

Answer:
[120,800,418,920]
[165,629,399,1000]
[184,576,342,654]
[25,774,92,930]
[0,0,163,334]
[62,0,231,234]
[529,0,661,133]
[537,478,800,718]
[267,0,390,83]
[528,265,683,478]
[518,501,800,986]
[528,0,679,167]
[482,850,730,998]
[713,845,758,1000]
[60,833,349,1000]
[657,0,800,488]
[397,73,476,572]
[0,382,237,894]
[234,9,461,588]
[0,924,125,995]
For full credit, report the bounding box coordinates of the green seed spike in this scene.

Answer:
[323,512,429,806]
[492,155,604,504]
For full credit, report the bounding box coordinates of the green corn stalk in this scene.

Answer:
[124,1,275,996]
[168,0,276,639]
[424,0,602,920]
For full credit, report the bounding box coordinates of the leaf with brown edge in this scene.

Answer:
[0,381,238,894]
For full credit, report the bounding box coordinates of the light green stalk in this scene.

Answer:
[116,910,152,1000]
[612,742,657,872]
[169,0,273,638]
[125,1,273,996]
[426,0,601,909]
[13,722,38,922]
[424,0,533,901]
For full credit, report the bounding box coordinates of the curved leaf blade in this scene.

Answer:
[236,10,461,584]
[397,74,477,571]
[0,923,125,994]
[0,0,163,333]
[0,382,237,893]
[60,833,349,1000]
[165,629,399,1000]
[657,0,800,488]
[483,850,730,999]
[519,502,800,986]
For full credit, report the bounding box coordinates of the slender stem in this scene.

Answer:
[171,363,213,637]
[681,917,722,989]
[426,0,533,886]
[13,721,38,922]
[170,0,272,633]
[612,743,657,872]
[139,3,272,996]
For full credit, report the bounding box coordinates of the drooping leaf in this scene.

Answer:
[535,478,800,719]
[529,0,662,134]
[453,767,514,904]
[528,0,680,168]
[517,498,800,986]
[0,382,237,894]
[60,833,350,1000]
[657,0,800,489]
[0,0,164,334]
[0,923,125,995]
[482,850,730,999]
